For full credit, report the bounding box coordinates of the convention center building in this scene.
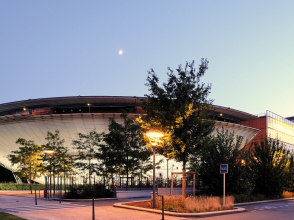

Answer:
[0,96,293,182]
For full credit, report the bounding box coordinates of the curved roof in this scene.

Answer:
[0,96,258,122]
[212,105,258,122]
[0,96,143,116]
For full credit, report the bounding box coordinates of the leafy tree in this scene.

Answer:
[72,130,103,185]
[193,129,253,195]
[42,131,65,175]
[58,150,75,191]
[284,156,294,192]
[136,59,215,196]
[8,138,44,193]
[103,111,153,189]
[250,138,291,196]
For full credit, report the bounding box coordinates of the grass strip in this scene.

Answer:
[0,212,27,220]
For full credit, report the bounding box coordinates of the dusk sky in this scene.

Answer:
[1,1,294,118]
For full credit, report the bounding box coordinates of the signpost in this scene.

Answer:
[220,164,228,206]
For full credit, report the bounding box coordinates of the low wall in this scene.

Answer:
[116,187,196,199]
[116,190,151,199]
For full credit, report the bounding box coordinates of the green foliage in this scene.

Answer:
[72,130,103,184]
[0,183,45,190]
[139,59,214,157]
[137,59,215,195]
[194,129,252,195]
[63,184,112,199]
[0,212,27,220]
[285,158,294,192]
[103,111,153,179]
[233,191,294,203]
[250,138,291,196]
[42,131,74,179]
[8,138,44,193]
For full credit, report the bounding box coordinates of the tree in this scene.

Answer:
[42,130,72,193]
[8,138,44,193]
[72,130,103,186]
[136,59,215,196]
[193,129,253,195]
[103,111,153,189]
[58,150,75,192]
[250,138,291,196]
[284,156,294,192]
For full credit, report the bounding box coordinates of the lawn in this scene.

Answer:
[0,212,27,220]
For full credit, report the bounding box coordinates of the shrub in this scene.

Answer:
[0,183,45,190]
[150,195,234,213]
[63,184,112,199]
[193,129,253,195]
[251,139,290,196]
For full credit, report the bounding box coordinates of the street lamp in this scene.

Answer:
[166,158,169,187]
[44,148,55,199]
[146,131,164,208]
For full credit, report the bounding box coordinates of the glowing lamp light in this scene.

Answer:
[146,132,164,146]
[44,149,55,154]
[146,130,164,208]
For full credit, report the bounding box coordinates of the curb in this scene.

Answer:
[235,197,294,206]
[113,201,246,217]
[52,198,118,202]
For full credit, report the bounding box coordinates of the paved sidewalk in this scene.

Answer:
[0,191,185,220]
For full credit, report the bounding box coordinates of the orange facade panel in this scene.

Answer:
[239,116,266,149]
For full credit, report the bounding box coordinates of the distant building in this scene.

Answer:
[1,96,289,183]
[239,111,294,152]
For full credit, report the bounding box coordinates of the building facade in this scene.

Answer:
[0,96,268,182]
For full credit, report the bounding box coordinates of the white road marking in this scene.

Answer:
[5,203,88,213]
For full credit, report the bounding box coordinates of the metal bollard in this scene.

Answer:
[92,198,95,220]
[35,189,37,205]
[161,195,164,220]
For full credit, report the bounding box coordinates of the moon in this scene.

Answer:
[119,50,123,55]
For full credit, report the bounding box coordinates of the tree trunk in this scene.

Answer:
[89,158,91,186]
[64,167,66,192]
[30,173,32,194]
[182,161,186,197]
[126,154,129,191]
[29,162,32,194]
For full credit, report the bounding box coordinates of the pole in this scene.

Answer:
[50,158,52,199]
[161,195,164,220]
[60,176,62,203]
[153,146,156,208]
[35,189,37,205]
[170,174,173,196]
[193,173,195,197]
[92,198,95,220]
[223,173,225,206]
[166,159,169,187]
[112,177,117,198]
[45,176,47,200]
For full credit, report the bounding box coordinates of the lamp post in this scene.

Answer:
[146,131,164,208]
[166,158,169,187]
[44,148,55,199]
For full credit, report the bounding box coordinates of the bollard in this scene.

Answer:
[92,198,95,220]
[35,189,37,205]
[161,195,164,220]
